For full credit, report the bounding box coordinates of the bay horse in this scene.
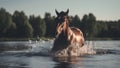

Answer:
[51,9,85,57]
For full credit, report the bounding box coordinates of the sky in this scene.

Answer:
[0,0,120,21]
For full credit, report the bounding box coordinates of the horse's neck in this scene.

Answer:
[62,19,72,40]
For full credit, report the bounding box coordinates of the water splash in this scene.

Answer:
[0,40,120,57]
[52,43,96,57]
[26,40,53,56]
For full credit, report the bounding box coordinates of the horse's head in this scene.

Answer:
[55,9,69,24]
[55,9,69,35]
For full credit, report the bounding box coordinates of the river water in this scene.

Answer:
[0,40,120,68]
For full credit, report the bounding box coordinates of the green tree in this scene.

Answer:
[70,15,81,28]
[0,8,13,37]
[82,14,89,37]
[29,15,46,37]
[96,21,108,37]
[82,13,97,38]
[87,13,97,37]
[44,13,56,37]
[12,11,33,37]
[5,22,17,37]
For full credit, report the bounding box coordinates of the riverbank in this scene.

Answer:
[0,37,120,41]
[0,37,53,41]
[85,37,120,40]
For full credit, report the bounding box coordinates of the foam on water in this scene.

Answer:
[27,40,120,57]
[27,40,53,56]
[0,40,120,57]
[27,40,96,57]
[52,44,96,57]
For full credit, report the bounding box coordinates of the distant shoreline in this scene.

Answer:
[0,37,53,41]
[85,37,120,40]
[0,37,120,41]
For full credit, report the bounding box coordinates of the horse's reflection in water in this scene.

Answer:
[53,57,83,68]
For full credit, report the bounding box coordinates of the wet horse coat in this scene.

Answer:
[51,10,85,57]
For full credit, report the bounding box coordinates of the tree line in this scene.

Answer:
[0,8,120,39]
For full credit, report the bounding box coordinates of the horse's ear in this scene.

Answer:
[55,9,59,16]
[65,9,69,15]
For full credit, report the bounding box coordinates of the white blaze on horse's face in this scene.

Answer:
[56,23,63,35]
